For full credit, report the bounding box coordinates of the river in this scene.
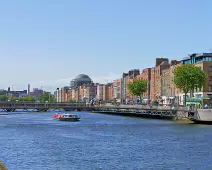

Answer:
[0,111,212,169]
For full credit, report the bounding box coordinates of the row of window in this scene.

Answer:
[184,57,212,64]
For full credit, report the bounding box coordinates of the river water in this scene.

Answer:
[0,111,212,169]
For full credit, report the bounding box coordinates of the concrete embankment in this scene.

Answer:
[92,110,186,121]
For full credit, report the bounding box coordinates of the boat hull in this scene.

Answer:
[58,118,80,121]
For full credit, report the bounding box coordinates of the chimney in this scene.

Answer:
[28,84,30,94]
[156,58,169,66]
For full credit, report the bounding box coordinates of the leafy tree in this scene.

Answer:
[128,80,148,102]
[38,94,55,103]
[0,95,8,101]
[23,96,35,101]
[173,64,206,106]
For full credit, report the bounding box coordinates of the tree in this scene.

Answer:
[38,94,55,103]
[0,95,8,101]
[173,64,206,106]
[23,96,35,101]
[128,80,148,102]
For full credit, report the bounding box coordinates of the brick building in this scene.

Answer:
[150,58,170,101]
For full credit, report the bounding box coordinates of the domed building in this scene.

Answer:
[70,74,93,88]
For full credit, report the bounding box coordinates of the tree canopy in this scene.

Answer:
[173,64,206,105]
[128,80,148,99]
[23,96,35,101]
[38,94,55,103]
[0,95,8,101]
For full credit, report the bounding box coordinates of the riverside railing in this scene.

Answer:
[0,102,189,112]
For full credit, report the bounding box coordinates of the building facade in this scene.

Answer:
[179,53,212,104]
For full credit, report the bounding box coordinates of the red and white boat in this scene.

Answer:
[53,113,80,121]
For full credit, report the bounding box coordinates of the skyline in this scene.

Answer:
[1,0,212,92]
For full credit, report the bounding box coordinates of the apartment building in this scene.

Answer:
[161,68,170,104]
[121,69,140,103]
[83,84,97,101]
[97,84,104,101]
[113,79,121,101]
[150,58,170,101]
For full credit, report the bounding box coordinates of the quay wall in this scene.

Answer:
[92,109,189,121]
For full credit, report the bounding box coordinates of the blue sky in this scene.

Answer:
[0,0,212,92]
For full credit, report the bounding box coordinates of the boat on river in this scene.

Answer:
[190,109,212,124]
[53,113,80,121]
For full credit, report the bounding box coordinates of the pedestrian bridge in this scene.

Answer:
[0,102,190,120]
[0,102,87,112]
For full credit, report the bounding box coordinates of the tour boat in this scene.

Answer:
[53,113,80,121]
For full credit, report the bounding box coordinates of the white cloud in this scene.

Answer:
[92,72,121,84]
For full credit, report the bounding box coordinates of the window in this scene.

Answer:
[209,86,212,92]
[209,66,212,72]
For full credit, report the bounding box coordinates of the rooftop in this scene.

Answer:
[74,74,92,81]
[160,61,169,66]
[182,53,212,61]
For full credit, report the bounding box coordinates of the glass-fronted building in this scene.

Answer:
[182,53,212,64]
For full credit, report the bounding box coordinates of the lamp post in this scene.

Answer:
[48,93,51,103]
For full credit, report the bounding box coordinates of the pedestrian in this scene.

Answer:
[204,104,208,109]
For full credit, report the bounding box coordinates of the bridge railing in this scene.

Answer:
[0,102,188,111]
[0,102,86,109]
[94,104,188,111]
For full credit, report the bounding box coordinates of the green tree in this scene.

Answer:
[128,80,148,102]
[23,96,35,101]
[38,94,55,103]
[173,64,206,106]
[0,95,8,101]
